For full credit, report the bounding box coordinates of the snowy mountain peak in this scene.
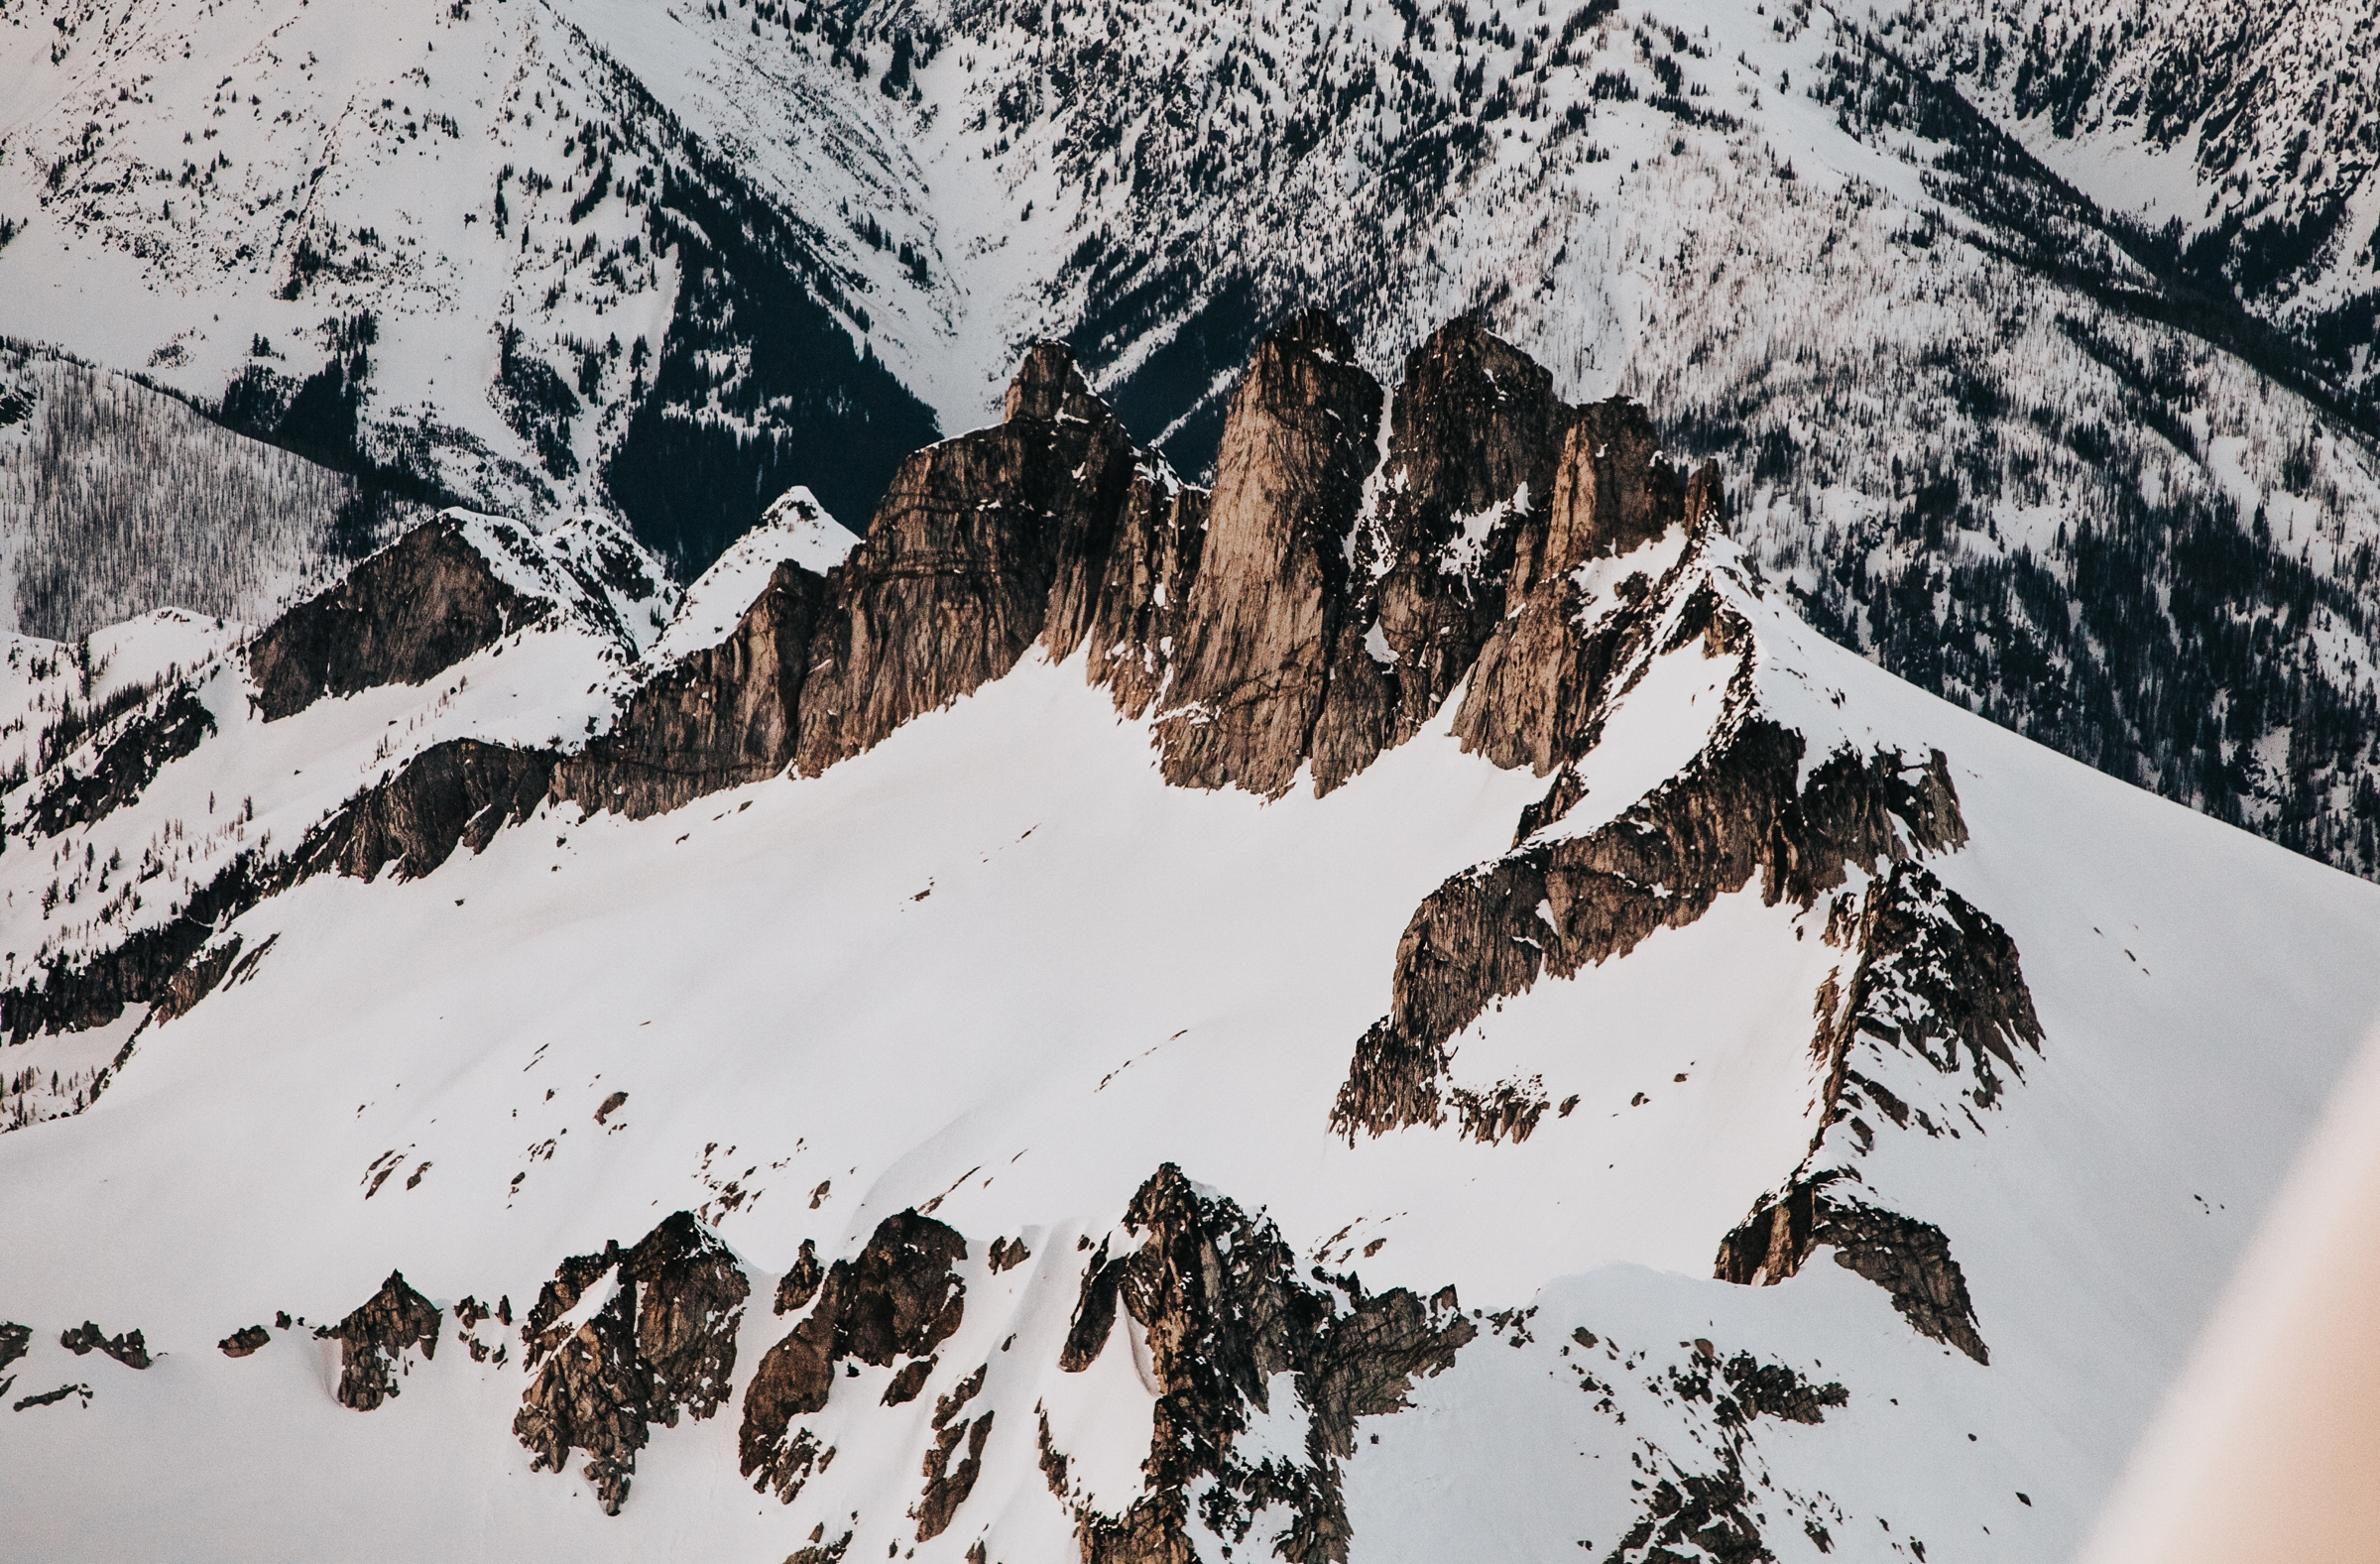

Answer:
[3,307,2380,1564]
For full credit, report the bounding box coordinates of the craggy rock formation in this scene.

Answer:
[291,740,557,884]
[556,561,829,819]
[246,517,546,721]
[1812,862,2046,1129]
[740,1211,968,1503]
[0,1321,29,1371]
[148,934,248,1027]
[513,1211,751,1515]
[774,1239,823,1314]
[320,1270,440,1409]
[1334,718,1970,1139]
[1154,311,1383,795]
[914,1364,993,1541]
[218,1324,271,1358]
[1604,1350,1849,1564]
[26,684,216,837]
[1716,1177,1991,1365]
[1711,863,2044,1366]
[1056,1164,1475,1564]
[1453,447,1718,777]
[3,317,1742,1062]
[59,1320,150,1370]
[791,345,1147,775]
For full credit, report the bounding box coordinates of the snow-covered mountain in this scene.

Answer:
[3,318,2377,1563]
[3,0,2377,892]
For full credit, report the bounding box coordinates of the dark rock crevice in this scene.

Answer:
[290,739,557,884]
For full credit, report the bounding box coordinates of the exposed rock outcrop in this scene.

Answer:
[555,561,829,819]
[774,1239,823,1315]
[26,684,216,837]
[1452,454,1720,776]
[1153,311,1383,796]
[1056,1164,1475,1564]
[740,1211,967,1503]
[246,517,547,721]
[793,346,1145,774]
[513,1211,751,1515]
[1312,318,1567,788]
[290,740,556,884]
[1813,862,2045,1127]
[1715,1176,1990,1365]
[1,849,273,1044]
[0,1321,29,1371]
[913,1364,992,1541]
[1560,1334,1848,1564]
[147,934,245,1027]
[60,1320,150,1370]
[321,1270,440,1409]
[1334,719,1970,1140]
[1709,863,2043,1367]
[218,1324,271,1358]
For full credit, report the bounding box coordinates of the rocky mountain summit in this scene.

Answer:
[2,314,2378,1564]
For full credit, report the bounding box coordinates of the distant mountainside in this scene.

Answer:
[3,0,2376,884]
[2,317,2378,1564]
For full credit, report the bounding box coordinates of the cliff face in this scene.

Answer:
[1153,311,1383,796]
[245,519,548,722]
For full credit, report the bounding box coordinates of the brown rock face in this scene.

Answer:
[794,346,1144,774]
[321,1270,440,1410]
[1451,446,1718,776]
[1318,317,1567,786]
[739,1210,968,1503]
[291,739,556,884]
[1334,713,1971,1139]
[557,561,830,819]
[60,1320,151,1371]
[1715,1177,1991,1365]
[246,518,545,721]
[1057,1164,1475,1564]
[513,1211,751,1515]
[1154,311,1383,796]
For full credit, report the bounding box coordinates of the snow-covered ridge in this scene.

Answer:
[650,486,857,664]
[2,310,2379,1564]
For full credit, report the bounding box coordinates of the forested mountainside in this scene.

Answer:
[2,0,2378,878]
[5,315,2379,1564]
[0,337,418,640]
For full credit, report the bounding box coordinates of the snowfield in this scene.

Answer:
[1,521,2376,1561]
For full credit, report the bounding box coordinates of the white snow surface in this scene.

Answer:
[0,529,2376,1561]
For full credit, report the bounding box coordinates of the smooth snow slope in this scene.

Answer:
[1,578,2375,1562]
